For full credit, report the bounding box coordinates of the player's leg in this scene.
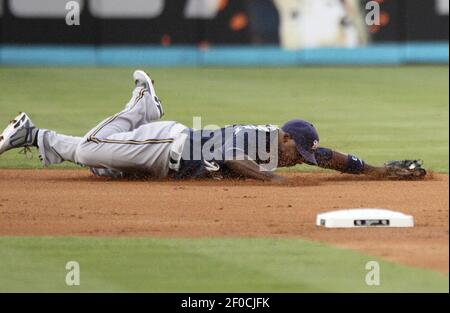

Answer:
[48,69,164,167]
[75,121,186,178]
[38,130,126,177]
[0,113,128,178]
[74,70,184,177]
[37,129,82,166]
[0,70,161,156]
[85,70,163,141]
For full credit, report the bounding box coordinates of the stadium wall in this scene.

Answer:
[0,0,448,67]
[0,43,448,67]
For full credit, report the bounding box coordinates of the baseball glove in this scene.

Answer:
[384,160,427,179]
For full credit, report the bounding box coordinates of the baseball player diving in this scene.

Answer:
[0,70,426,181]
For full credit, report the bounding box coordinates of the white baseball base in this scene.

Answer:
[316,208,414,228]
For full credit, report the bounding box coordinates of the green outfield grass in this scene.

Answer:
[0,237,447,292]
[0,66,448,171]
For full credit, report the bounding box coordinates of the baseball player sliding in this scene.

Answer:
[0,70,426,181]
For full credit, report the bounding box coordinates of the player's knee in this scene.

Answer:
[74,142,94,166]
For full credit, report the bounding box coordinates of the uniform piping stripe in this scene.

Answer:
[86,87,172,146]
[88,88,146,142]
[90,137,174,145]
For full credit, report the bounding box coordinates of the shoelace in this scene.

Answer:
[18,146,34,159]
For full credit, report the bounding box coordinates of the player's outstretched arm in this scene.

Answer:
[309,148,377,176]
[224,159,284,182]
[309,147,426,179]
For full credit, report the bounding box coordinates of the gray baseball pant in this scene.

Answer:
[37,86,184,178]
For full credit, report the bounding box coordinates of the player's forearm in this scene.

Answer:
[313,147,384,176]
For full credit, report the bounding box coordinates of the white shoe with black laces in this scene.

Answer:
[0,112,38,155]
[133,70,164,118]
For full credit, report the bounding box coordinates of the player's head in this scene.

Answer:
[278,119,319,167]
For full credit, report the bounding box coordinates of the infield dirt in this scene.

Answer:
[0,169,448,273]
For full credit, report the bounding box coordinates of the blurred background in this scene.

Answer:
[0,0,448,66]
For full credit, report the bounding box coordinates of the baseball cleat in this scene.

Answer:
[133,70,164,117]
[133,70,156,95]
[0,112,37,155]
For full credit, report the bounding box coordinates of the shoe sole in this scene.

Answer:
[0,112,29,155]
[133,70,164,118]
[133,70,157,97]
